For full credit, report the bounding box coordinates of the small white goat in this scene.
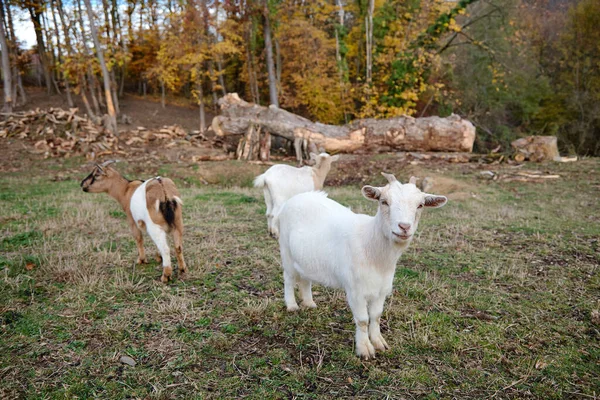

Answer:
[253,152,339,238]
[277,173,447,359]
[81,160,187,283]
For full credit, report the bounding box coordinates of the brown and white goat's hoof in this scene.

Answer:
[161,267,173,283]
[137,257,147,265]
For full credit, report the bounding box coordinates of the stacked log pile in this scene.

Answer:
[0,108,226,160]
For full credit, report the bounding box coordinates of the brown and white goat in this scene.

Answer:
[81,160,187,282]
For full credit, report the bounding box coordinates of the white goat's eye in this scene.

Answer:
[417,204,424,209]
[381,200,389,206]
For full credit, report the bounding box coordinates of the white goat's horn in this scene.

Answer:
[409,176,418,185]
[381,172,398,184]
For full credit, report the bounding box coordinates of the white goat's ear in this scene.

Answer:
[362,185,381,201]
[331,154,340,162]
[409,176,418,185]
[381,172,398,185]
[309,153,318,162]
[424,195,447,208]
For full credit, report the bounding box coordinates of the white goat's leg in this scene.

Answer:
[280,247,299,311]
[347,292,375,359]
[270,204,281,239]
[146,223,172,283]
[283,269,299,311]
[263,186,274,236]
[368,295,389,351]
[298,278,316,308]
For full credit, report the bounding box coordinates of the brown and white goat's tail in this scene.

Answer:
[150,177,183,228]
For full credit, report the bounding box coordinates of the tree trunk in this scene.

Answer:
[161,80,165,108]
[216,57,227,95]
[27,3,54,94]
[0,4,12,112]
[213,94,477,161]
[51,0,74,107]
[198,82,206,133]
[365,0,374,86]
[83,0,118,134]
[76,0,101,115]
[110,69,120,114]
[263,1,278,107]
[79,73,96,120]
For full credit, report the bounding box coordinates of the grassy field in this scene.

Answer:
[0,156,599,399]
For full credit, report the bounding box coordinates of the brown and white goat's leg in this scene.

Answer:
[172,227,187,275]
[129,219,147,264]
[146,224,172,283]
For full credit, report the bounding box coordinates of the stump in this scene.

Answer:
[511,136,560,162]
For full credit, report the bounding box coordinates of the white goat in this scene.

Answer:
[277,173,447,359]
[81,160,187,283]
[253,152,339,238]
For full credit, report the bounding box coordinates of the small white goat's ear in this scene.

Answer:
[331,154,340,162]
[381,172,398,185]
[309,153,318,162]
[424,195,448,208]
[409,176,418,185]
[362,185,381,201]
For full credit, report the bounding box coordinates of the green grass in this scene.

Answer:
[0,157,599,398]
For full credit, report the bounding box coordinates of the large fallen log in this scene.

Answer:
[212,93,476,161]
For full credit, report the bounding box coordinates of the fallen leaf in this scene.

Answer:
[25,262,35,271]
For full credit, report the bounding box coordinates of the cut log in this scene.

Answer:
[212,93,476,161]
[511,136,560,162]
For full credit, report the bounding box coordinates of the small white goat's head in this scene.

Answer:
[80,160,119,193]
[309,152,340,169]
[362,172,447,243]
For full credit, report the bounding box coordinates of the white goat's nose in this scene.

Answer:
[398,223,411,232]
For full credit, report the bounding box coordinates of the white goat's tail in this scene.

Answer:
[253,173,266,188]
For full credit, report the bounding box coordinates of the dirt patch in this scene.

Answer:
[14,87,213,133]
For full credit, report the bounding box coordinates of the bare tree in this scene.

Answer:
[82,0,118,134]
[0,1,12,112]
[263,0,278,107]
[24,0,54,94]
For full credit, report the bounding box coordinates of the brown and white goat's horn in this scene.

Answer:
[409,176,418,185]
[99,160,117,168]
[381,172,398,184]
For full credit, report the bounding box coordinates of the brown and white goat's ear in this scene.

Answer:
[362,185,381,201]
[424,194,448,208]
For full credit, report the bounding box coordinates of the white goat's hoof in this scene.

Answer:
[286,304,300,312]
[371,334,389,351]
[301,300,317,309]
[356,340,376,360]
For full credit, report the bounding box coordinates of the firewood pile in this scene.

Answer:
[0,107,221,160]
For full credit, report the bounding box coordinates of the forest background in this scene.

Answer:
[1,0,599,156]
